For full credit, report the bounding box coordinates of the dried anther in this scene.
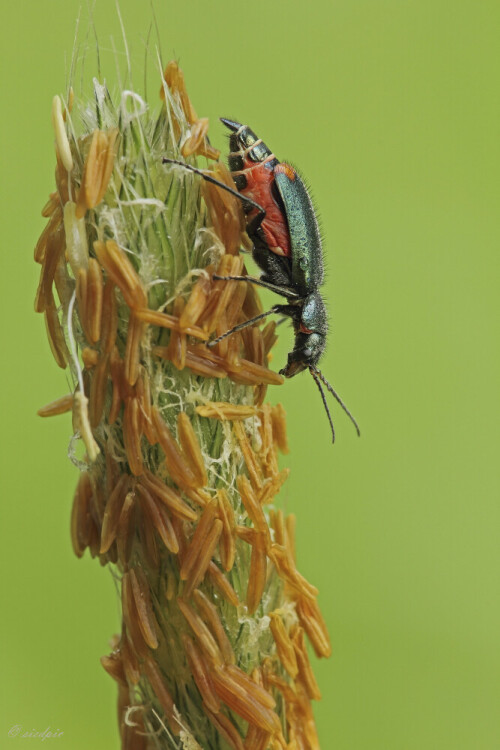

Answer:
[37,393,74,417]
[76,128,118,218]
[195,402,258,421]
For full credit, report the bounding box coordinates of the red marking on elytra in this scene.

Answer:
[237,155,291,257]
[299,323,313,334]
[275,162,296,181]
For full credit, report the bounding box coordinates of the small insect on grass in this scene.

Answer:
[164,118,360,443]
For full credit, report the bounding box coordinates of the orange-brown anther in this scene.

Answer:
[121,571,150,658]
[151,407,199,490]
[115,491,135,567]
[182,117,217,160]
[142,656,182,735]
[41,191,60,219]
[162,61,197,124]
[201,164,246,255]
[70,472,93,558]
[227,357,285,387]
[270,509,285,547]
[37,393,74,417]
[139,508,161,569]
[100,649,127,687]
[180,500,219,583]
[137,484,179,554]
[122,396,144,475]
[34,208,63,264]
[225,279,248,330]
[135,368,156,445]
[101,279,118,354]
[193,589,235,665]
[139,469,197,522]
[225,664,276,710]
[269,545,319,601]
[244,725,272,750]
[134,307,209,340]
[233,421,263,491]
[285,513,297,563]
[82,347,99,369]
[108,350,124,424]
[295,597,332,659]
[258,469,291,506]
[271,403,290,454]
[177,411,207,487]
[180,272,212,328]
[183,519,223,598]
[183,346,229,378]
[216,489,236,572]
[195,402,258,421]
[211,665,281,735]
[120,633,141,686]
[167,297,188,370]
[93,240,146,311]
[76,128,118,218]
[237,475,271,547]
[100,474,130,554]
[34,219,65,313]
[207,561,240,608]
[128,566,159,650]
[177,598,222,664]
[262,320,279,356]
[208,256,245,334]
[182,634,220,713]
[203,706,245,750]
[270,613,298,680]
[258,403,278,477]
[214,310,229,359]
[246,532,268,615]
[44,296,70,369]
[292,626,322,702]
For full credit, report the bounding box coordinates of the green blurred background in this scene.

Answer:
[1,1,499,747]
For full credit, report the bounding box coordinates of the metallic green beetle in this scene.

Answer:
[164,118,359,442]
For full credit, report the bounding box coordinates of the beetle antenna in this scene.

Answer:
[162,158,264,214]
[309,367,336,443]
[312,367,361,437]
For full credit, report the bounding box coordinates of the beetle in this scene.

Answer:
[163,118,359,442]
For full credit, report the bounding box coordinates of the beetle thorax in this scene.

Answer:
[280,292,328,377]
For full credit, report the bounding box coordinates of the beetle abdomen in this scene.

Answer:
[221,118,291,258]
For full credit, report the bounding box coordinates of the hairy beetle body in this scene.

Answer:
[221,119,328,377]
[163,118,359,442]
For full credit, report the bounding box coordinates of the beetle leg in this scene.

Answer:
[207,305,285,348]
[245,209,266,235]
[212,274,299,299]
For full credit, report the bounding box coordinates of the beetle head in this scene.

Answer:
[280,292,327,376]
[280,330,326,377]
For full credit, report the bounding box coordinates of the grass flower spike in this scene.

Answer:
[35,51,331,749]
